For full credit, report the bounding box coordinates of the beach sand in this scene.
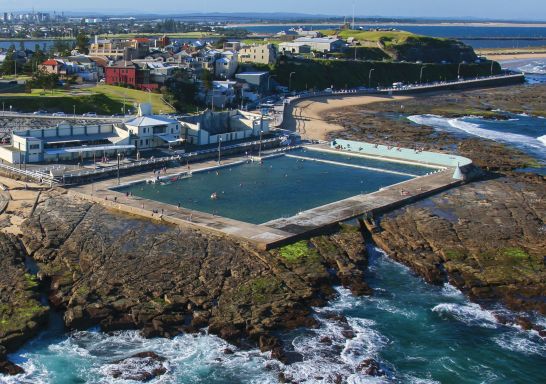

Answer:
[284,95,410,141]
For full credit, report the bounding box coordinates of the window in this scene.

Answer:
[29,144,40,150]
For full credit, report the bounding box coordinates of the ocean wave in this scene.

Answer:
[432,303,498,329]
[408,114,546,160]
[517,62,546,75]
[494,332,546,357]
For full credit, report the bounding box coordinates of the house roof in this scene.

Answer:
[42,59,59,66]
[124,115,178,127]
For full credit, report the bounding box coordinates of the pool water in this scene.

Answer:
[117,150,434,224]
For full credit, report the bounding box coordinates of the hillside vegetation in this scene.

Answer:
[273,59,500,91]
[321,29,478,63]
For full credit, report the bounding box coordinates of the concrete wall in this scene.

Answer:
[331,139,472,168]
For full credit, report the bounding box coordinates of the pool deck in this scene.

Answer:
[68,145,465,250]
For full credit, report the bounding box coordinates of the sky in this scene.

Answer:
[1,0,545,21]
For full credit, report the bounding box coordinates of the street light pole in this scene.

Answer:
[217,138,222,164]
[117,152,121,185]
[420,66,427,83]
[458,62,463,79]
[267,75,277,94]
[289,72,296,93]
[490,60,495,76]
[368,68,375,88]
[73,105,76,120]
[258,130,263,159]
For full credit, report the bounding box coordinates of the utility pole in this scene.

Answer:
[368,68,375,88]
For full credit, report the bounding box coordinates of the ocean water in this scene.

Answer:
[4,246,545,383]
[117,151,428,224]
[407,113,546,172]
[500,58,546,84]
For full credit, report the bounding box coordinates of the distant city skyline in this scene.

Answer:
[1,0,545,21]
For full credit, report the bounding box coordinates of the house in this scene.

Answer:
[104,61,158,90]
[199,80,238,109]
[278,42,311,55]
[38,59,66,75]
[180,109,269,146]
[238,44,277,65]
[215,51,238,79]
[292,37,346,52]
[122,104,182,151]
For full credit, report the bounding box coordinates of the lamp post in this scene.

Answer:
[117,152,121,185]
[267,75,277,94]
[368,68,375,88]
[420,66,427,84]
[458,62,463,79]
[490,60,495,76]
[289,72,296,93]
[258,130,263,159]
[73,105,76,120]
[217,138,222,165]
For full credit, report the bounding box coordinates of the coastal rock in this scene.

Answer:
[19,194,371,359]
[107,351,167,381]
[357,358,385,377]
[372,175,546,319]
[0,232,48,374]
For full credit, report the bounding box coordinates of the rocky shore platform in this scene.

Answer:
[325,84,546,334]
[0,189,370,375]
[372,173,546,333]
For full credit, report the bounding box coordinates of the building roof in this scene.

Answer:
[42,59,59,66]
[124,115,178,127]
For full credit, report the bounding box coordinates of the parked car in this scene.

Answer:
[82,112,97,117]
[8,80,18,85]
[33,110,48,115]
[52,112,66,117]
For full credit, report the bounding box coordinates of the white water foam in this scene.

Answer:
[282,287,390,383]
[407,114,546,159]
[431,303,499,329]
[4,330,277,384]
[494,332,546,357]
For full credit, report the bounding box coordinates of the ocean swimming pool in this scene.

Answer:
[116,149,440,224]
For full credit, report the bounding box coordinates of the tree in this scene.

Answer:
[0,45,19,76]
[201,68,213,107]
[29,69,59,94]
[75,31,90,54]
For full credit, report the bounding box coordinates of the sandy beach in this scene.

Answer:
[284,95,411,141]
[483,52,546,61]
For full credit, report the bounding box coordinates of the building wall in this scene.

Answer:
[238,44,277,65]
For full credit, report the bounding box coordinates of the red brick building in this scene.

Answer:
[104,61,158,90]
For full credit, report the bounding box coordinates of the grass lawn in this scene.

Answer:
[0,85,176,115]
[91,85,175,114]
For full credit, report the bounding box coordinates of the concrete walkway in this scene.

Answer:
[68,145,463,250]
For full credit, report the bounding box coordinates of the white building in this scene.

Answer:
[0,104,182,164]
[180,109,269,146]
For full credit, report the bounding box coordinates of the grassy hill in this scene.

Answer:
[321,29,478,63]
[0,85,175,115]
